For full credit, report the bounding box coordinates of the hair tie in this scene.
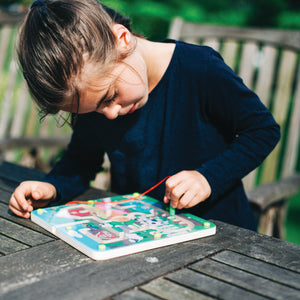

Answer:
[31,0,47,9]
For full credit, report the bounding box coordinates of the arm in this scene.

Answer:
[198,52,280,202]
[9,114,106,218]
[43,116,105,204]
[10,144,103,217]
[165,49,280,208]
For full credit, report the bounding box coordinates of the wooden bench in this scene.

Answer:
[168,18,300,238]
[0,9,71,171]
[0,9,110,188]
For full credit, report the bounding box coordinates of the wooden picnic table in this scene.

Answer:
[0,161,299,300]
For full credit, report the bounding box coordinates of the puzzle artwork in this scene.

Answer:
[31,195,216,260]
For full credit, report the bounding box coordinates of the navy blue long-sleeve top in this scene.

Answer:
[44,40,280,231]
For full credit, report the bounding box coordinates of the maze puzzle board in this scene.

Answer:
[31,195,216,260]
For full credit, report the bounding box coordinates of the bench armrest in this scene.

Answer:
[0,137,70,151]
[247,173,300,211]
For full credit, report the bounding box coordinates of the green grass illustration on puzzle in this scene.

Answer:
[31,194,216,260]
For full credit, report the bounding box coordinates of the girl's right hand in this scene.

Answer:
[9,181,57,219]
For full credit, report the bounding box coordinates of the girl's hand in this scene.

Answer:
[163,171,211,209]
[9,181,57,219]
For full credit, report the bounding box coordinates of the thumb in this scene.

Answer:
[32,183,56,202]
[32,190,41,200]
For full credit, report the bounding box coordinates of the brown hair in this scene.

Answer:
[18,0,135,117]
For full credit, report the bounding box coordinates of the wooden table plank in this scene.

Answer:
[190,259,299,300]
[0,221,256,300]
[0,240,91,296]
[0,178,18,193]
[0,218,53,246]
[165,268,266,300]
[212,250,300,289]
[229,233,300,272]
[0,161,44,183]
[0,189,11,205]
[0,203,56,238]
[0,234,29,255]
[140,277,214,300]
[0,162,45,195]
[113,289,161,300]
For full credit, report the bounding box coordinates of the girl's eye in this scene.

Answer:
[103,91,118,106]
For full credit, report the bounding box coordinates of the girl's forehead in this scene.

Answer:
[78,60,121,91]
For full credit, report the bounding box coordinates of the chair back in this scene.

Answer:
[168,18,300,191]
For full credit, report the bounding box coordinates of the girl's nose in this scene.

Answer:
[101,104,121,119]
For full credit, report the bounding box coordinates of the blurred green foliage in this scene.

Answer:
[1,0,300,40]
[99,0,300,40]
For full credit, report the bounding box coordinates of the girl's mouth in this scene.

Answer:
[128,103,137,114]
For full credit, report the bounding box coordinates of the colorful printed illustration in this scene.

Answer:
[31,195,216,260]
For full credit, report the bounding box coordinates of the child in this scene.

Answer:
[9,0,280,231]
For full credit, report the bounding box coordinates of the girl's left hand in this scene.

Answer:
[163,170,211,209]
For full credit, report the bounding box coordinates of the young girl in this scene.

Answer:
[9,0,280,231]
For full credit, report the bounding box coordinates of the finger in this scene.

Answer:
[185,195,204,209]
[12,188,31,211]
[10,207,31,219]
[180,188,210,209]
[32,183,56,202]
[163,195,169,204]
[169,192,184,208]
[9,194,24,212]
[165,178,184,207]
[165,173,183,190]
[9,196,31,218]
[169,181,189,208]
[177,190,194,209]
[32,190,41,200]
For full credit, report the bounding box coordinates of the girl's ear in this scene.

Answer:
[111,24,131,52]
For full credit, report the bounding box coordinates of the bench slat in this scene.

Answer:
[260,50,298,184]
[0,59,18,138]
[0,25,12,79]
[282,68,300,178]
[202,38,220,52]
[10,80,30,138]
[238,42,259,89]
[254,45,277,107]
[221,39,239,70]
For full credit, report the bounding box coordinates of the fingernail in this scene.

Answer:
[33,191,40,198]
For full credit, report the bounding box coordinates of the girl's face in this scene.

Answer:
[63,49,149,120]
